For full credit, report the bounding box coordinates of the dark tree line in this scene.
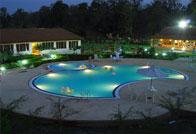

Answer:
[0,0,195,39]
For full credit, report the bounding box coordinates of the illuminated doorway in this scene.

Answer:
[32,42,41,55]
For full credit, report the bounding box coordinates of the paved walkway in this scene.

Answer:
[0,58,196,120]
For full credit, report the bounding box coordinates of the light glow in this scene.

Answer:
[50,54,57,59]
[47,73,59,78]
[104,83,119,91]
[37,84,49,90]
[182,46,186,51]
[0,66,6,71]
[155,53,159,56]
[144,48,148,52]
[58,63,67,66]
[140,66,150,69]
[79,65,88,69]
[103,65,113,70]
[169,74,185,80]
[162,53,167,56]
[21,59,28,65]
[178,19,190,29]
[84,69,93,73]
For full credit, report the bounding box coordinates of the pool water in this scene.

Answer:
[48,62,94,71]
[31,62,186,98]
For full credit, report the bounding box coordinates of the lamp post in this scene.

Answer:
[178,19,190,29]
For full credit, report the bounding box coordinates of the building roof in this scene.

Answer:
[0,28,82,44]
[153,26,196,40]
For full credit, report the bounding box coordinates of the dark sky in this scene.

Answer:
[1,0,191,14]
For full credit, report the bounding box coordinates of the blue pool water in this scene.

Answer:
[31,62,186,98]
[48,62,94,71]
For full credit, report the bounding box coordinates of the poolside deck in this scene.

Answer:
[1,58,196,120]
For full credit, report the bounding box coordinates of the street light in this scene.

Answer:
[178,19,190,29]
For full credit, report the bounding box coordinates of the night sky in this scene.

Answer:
[1,0,191,14]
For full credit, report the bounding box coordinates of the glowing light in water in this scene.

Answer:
[37,84,48,90]
[106,84,119,91]
[47,73,59,78]
[103,65,113,70]
[59,63,67,66]
[84,69,93,74]
[79,65,88,69]
[140,66,150,69]
[169,74,185,80]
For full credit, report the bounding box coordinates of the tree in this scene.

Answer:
[11,9,30,28]
[50,0,69,27]
[0,7,11,28]
[38,6,52,27]
[159,87,196,117]
[187,0,196,26]
[0,0,191,39]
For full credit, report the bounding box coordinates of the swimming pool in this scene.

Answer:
[30,62,187,98]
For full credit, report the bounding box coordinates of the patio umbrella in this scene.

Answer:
[137,65,168,91]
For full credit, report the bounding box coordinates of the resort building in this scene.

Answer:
[152,27,196,51]
[0,28,82,55]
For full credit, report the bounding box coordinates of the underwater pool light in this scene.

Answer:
[141,65,150,69]
[103,65,113,70]
[59,63,67,66]
[79,65,88,69]
[47,73,59,78]
[84,69,93,74]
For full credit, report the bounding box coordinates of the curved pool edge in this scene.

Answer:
[114,67,189,98]
[29,64,189,99]
[29,74,119,100]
